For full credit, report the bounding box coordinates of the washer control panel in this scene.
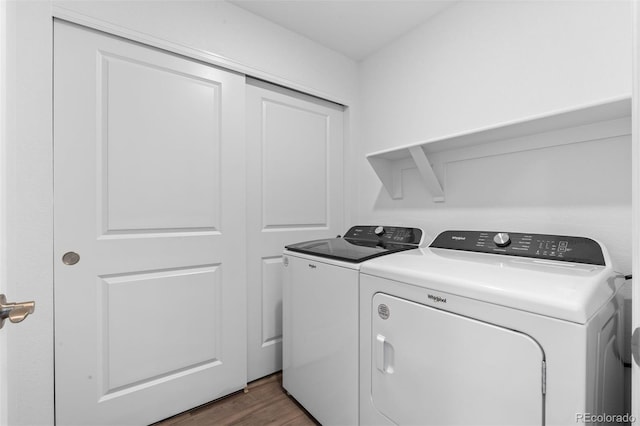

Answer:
[343,226,423,245]
[430,230,605,266]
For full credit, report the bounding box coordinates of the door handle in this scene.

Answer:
[375,334,386,372]
[375,334,394,374]
[0,294,35,329]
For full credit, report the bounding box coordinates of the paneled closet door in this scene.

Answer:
[54,21,247,425]
[246,79,344,381]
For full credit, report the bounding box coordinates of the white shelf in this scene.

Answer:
[367,96,632,202]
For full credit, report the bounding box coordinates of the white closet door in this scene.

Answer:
[246,79,344,381]
[54,21,247,425]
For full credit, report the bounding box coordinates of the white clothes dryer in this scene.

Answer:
[359,230,629,426]
[283,225,424,426]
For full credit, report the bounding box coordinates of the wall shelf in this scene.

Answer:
[366,96,631,202]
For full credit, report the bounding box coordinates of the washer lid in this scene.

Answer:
[360,247,621,324]
[285,225,423,263]
[285,237,416,263]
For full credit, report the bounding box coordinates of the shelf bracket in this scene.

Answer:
[368,156,404,199]
[408,146,445,202]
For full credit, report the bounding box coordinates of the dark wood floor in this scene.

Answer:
[153,373,318,425]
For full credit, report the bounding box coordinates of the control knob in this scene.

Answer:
[493,232,511,247]
[374,226,385,236]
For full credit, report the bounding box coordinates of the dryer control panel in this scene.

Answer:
[430,230,605,266]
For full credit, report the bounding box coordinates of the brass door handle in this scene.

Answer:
[0,294,35,329]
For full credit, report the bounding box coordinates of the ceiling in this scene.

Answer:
[228,0,456,61]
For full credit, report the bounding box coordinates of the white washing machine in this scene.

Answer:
[359,230,629,426]
[283,225,424,426]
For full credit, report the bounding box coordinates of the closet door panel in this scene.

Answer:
[246,79,344,381]
[54,21,247,425]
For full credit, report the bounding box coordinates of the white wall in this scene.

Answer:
[357,0,633,273]
[54,0,357,103]
[0,0,8,423]
[2,2,54,425]
[1,2,357,425]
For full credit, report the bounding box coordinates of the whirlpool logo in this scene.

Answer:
[427,294,447,304]
[451,236,466,241]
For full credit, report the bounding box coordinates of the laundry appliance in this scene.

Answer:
[360,230,628,426]
[283,225,424,425]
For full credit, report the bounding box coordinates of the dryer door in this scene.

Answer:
[371,293,544,425]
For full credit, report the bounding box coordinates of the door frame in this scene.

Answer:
[1,2,55,425]
[0,0,8,422]
[1,4,353,425]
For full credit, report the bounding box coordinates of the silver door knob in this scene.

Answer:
[0,294,35,329]
[62,251,80,265]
